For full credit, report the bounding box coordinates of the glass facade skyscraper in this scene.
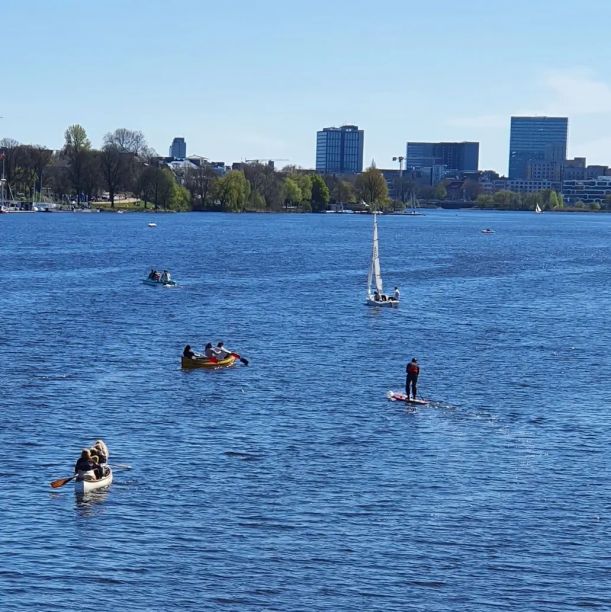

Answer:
[508,117,568,179]
[316,125,364,174]
[405,142,479,172]
[169,137,187,160]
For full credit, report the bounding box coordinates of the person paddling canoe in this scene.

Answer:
[74,449,97,481]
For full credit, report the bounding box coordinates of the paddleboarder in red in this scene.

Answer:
[405,358,420,400]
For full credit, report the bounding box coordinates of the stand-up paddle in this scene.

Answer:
[50,474,77,489]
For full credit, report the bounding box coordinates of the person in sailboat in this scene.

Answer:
[373,289,381,302]
[392,286,400,301]
[405,358,420,400]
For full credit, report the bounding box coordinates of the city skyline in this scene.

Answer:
[2,1,611,173]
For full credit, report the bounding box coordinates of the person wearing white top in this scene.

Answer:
[394,287,400,301]
[216,341,231,359]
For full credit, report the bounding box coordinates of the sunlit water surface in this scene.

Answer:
[1,210,609,611]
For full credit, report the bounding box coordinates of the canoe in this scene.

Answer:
[75,467,113,494]
[181,354,237,369]
[143,278,177,287]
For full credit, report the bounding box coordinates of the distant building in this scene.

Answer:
[564,157,586,181]
[585,164,609,179]
[405,142,479,175]
[482,177,553,193]
[508,117,567,180]
[563,177,611,203]
[316,125,364,174]
[169,137,187,160]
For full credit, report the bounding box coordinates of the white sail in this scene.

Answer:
[369,213,383,294]
[535,203,542,213]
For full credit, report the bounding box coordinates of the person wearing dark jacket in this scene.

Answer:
[405,358,420,400]
[183,345,196,359]
[74,449,97,479]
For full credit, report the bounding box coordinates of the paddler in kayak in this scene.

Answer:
[405,358,420,400]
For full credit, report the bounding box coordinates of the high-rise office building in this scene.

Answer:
[508,117,567,180]
[405,142,479,173]
[316,125,364,174]
[169,137,187,160]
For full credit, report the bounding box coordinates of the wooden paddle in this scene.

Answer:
[50,474,77,489]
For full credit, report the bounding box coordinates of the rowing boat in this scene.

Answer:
[181,354,237,369]
[75,440,112,494]
[75,466,113,494]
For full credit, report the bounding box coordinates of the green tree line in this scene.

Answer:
[1,126,400,212]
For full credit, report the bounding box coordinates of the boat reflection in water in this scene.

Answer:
[74,488,110,518]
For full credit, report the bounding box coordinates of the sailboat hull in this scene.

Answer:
[365,296,399,308]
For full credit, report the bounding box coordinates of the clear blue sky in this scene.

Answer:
[3,0,611,174]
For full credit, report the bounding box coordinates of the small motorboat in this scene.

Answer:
[481,228,495,234]
[148,222,157,228]
[75,466,113,494]
[143,277,177,287]
[181,354,238,369]
[143,269,176,287]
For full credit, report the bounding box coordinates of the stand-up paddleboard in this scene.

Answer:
[386,390,429,405]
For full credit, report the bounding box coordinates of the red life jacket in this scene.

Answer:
[407,363,419,376]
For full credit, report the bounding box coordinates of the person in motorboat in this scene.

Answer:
[405,358,420,401]
[183,345,196,359]
[148,268,157,280]
[74,449,97,480]
[160,270,171,283]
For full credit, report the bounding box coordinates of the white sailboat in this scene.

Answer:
[535,203,542,214]
[403,192,424,215]
[365,212,399,307]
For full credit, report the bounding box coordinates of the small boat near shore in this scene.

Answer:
[181,354,238,369]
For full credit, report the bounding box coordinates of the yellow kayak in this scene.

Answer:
[181,355,238,369]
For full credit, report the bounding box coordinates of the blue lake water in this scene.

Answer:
[1,210,610,611]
